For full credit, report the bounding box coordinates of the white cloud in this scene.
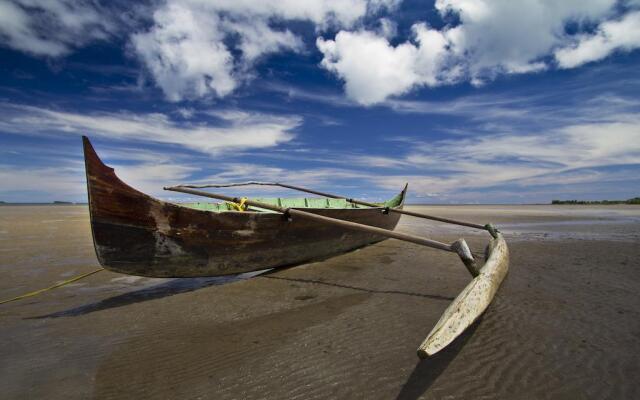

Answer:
[377,17,397,39]
[0,103,302,155]
[0,160,201,202]
[0,164,85,201]
[181,112,640,201]
[317,0,640,104]
[375,114,640,197]
[555,11,640,68]
[434,0,616,75]
[112,161,200,197]
[175,108,195,119]
[0,156,379,203]
[0,101,303,201]
[385,96,533,120]
[131,0,397,101]
[316,22,454,105]
[197,163,371,187]
[317,31,421,105]
[0,0,399,101]
[2,103,638,203]
[230,19,302,65]
[131,4,238,101]
[349,155,410,168]
[0,0,116,56]
[5,0,638,106]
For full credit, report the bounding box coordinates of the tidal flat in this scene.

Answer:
[0,204,639,399]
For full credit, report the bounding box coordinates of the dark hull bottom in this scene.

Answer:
[94,221,391,278]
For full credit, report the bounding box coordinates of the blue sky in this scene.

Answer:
[1,0,639,204]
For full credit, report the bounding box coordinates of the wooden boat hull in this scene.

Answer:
[83,137,406,277]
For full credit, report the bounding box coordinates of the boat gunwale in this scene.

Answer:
[174,188,407,214]
[175,203,402,215]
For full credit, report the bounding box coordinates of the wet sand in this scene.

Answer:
[1,205,639,399]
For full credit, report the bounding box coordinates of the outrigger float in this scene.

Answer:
[82,136,509,358]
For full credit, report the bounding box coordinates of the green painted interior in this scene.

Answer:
[180,191,404,213]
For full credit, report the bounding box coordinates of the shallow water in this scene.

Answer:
[401,205,640,243]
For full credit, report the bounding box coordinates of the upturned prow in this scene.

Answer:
[82,135,112,173]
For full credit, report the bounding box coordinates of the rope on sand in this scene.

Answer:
[0,268,104,305]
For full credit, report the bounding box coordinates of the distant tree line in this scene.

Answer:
[551,197,640,205]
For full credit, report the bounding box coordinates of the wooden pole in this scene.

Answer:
[163,186,478,274]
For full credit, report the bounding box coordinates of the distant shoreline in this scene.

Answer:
[551,197,640,205]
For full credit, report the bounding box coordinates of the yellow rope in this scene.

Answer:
[226,197,248,211]
[0,267,105,305]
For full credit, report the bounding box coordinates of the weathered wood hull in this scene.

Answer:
[83,137,406,277]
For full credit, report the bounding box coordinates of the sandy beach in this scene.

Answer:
[1,204,639,399]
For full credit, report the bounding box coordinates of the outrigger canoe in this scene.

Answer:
[84,137,406,278]
[83,136,509,358]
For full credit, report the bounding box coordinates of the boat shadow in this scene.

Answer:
[26,274,252,319]
[25,266,455,319]
[259,275,455,302]
[395,319,481,400]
